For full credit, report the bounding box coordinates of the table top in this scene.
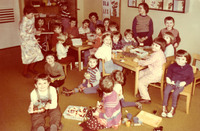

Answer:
[70,41,93,51]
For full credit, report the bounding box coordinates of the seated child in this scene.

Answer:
[44,51,65,90]
[28,74,62,131]
[65,17,79,38]
[56,33,75,68]
[158,16,181,50]
[103,18,110,32]
[163,31,175,57]
[135,37,166,104]
[112,31,123,51]
[80,75,121,130]
[95,33,122,74]
[112,70,142,109]
[51,23,62,50]
[62,55,101,96]
[78,19,90,39]
[108,21,118,34]
[161,49,194,118]
[121,29,138,50]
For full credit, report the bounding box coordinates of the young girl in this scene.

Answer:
[44,51,65,90]
[19,5,44,78]
[56,33,75,68]
[103,18,110,32]
[28,74,62,131]
[161,50,193,118]
[135,37,166,104]
[112,70,142,109]
[163,31,175,57]
[80,75,121,130]
[62,55,101,96]
[132,2,153,46]
[95,33,122,74]
[78,19,90,38]
[121,29,138,49]
[112,31,123,51]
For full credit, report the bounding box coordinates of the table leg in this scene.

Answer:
[78,48,81,71]
[134,68,139,96]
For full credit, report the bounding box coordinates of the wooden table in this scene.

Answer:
[70,43,92,71]
[112,50,148,96]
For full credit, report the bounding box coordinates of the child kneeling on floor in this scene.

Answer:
[62,55,101,96]
[28,74,62,131]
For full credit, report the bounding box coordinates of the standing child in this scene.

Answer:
[135,37,166,104]
[44,51,65,90]
[65,17,79,38]
[112,31,123,51]
[62,55,101,96]
[51,23,62,50]
[95,33,122,74]
[121,29,138,49]
[163,31,175,57]
[158,16,181,50]
[28,74,62,131]
[161,49,193,118]
[78,19,90,39]
[60,3,71,33]
[80,75,121,130]
[19,5,44,78]
[112,70,142,109]
[132,2,153,46]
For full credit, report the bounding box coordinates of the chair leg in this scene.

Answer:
[160,89,163,100]
[186,95,191,114]
[70,62,72,70]
[192,79,196,95]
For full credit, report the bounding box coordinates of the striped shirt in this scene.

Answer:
[87,66,101,87]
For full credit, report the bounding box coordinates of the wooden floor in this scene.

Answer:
[0,46,200,131]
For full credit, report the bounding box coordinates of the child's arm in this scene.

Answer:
[46,87,57,110]
[138,53,157,66]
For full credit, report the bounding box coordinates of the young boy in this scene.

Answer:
[161,49,193,118]
[158,16,181,49]
[62,55,101,96]
[163,31,175,57]
[112,31,123,50]
[121,29,138,50]
[108,21,119,33]
[28,74,62,131]
[78,19,90,39]
[44,51,65,90]
[60,3,71,33]
[66,17,79,38]
[51,23,62,50]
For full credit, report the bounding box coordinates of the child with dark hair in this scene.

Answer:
[112,31,123,50]
[60,3,71,32]
[103,18,110,32]
[88,12,103,33]
[66,17,79,38]
[108,21,119,33]
[121,29,138,49]
[132,2,153,46]
[51,23,62,50]
[28,73,62,131]
[161,49,193,118]
[163,31,175,57]
[79,19,90,38]
[135,37,166,104]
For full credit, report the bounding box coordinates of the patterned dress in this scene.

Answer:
[19,16,43,64]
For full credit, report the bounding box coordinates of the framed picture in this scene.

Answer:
[128,0,186,13]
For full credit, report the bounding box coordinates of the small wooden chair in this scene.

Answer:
[101,59,110,77]
[61,62,72,75]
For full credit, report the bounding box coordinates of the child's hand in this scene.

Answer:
[179,81,186,87]
[166,77,173,85]
[174,43,178,48]
[28,102,34,114]
[45,103,50,110]
[82,79,86,83]
[135,102,142,110]
[35,31,41,36]
[87,83,92,88]
[84,72,90,79]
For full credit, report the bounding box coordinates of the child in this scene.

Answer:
[135,37,166,104]
[158,16,181,49]
[121,29,138,49]
[103,18,110,32]
[78,19,90,38]
[60,3,71,33]
[44,51,65,90]
[28,74,62,131]
[35,17,47,32]
[65,17,79,38]
[163,32,175,57]
[112,31,123,50]
[132,2,153,46]
[161,49,193,118]
[108,21,119,33]
[112,70,142,109]
[62,55,101,96]
[95,33,122,74]
[51,23,62,50]
[56,33,75,68]
[88,12,103,33]
[80,75,121,130]
[83,24,104,67]
[19,5,44,78]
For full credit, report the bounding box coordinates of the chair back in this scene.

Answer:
[101,59,110,77]
[192,53,200,66]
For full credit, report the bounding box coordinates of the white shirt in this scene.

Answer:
[56,43,69,60]
[164,44,174,57]
[113,83,124,100]
[79,26,90,34]
[95,44,112,61]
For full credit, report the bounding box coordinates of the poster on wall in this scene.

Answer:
[102,0,111,19]
[111,0,120,17]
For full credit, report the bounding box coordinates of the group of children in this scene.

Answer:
[20,3,194,131]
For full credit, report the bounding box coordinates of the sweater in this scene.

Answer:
[87,66,101,87]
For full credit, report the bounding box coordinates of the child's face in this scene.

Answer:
[125,33,133,41]
[138,5,146,15]
[95,28,102,35]
[163,35,171,44]
[88,58,97,68]
[90,15,97,23]
[151,42,161,52]
[62,5,67,10]
[103,35,112,46]
[104,20,109,27]
[109,27,117,32]
[83,22,89,28]
[54,27,62,34]
[70,21,76,27]
[26,13,34,19]
[38,19,44,27]
[176,56,187,66]
[46,55,55,65]
[35,79,49,92]
[113,35,120,43]
[165,20,174,30]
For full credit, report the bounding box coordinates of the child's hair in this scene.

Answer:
[176,49,191,64]
[138,2,149,13]
[112,31,122,41]
[164,16,175,23]
[23,5,37,15]
[103,18,110,23]
[82,19,90,24]
[99,75,114,93]
[52,23,62,32]
[112,70,124,85]
[45,51,56,60]
[34,73,51,84]
[96,24,105,33]
[88,54,98,62]
[102,33,111,42]
[124,29,133,37]
[109,21,119,30]
[89,12,99,20]
[57,33,67,43]
[153,37,166,51]
[163,32,174,44]
[70,17,77,22]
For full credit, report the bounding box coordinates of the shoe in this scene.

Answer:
[135,102,142,109]
[136,99,151,104]
[62,87,72,92]
[161,106,168,117]
[22,73,31,78]
[167,107,175,118]
[61,91,73,96]
[153,126,163,131]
